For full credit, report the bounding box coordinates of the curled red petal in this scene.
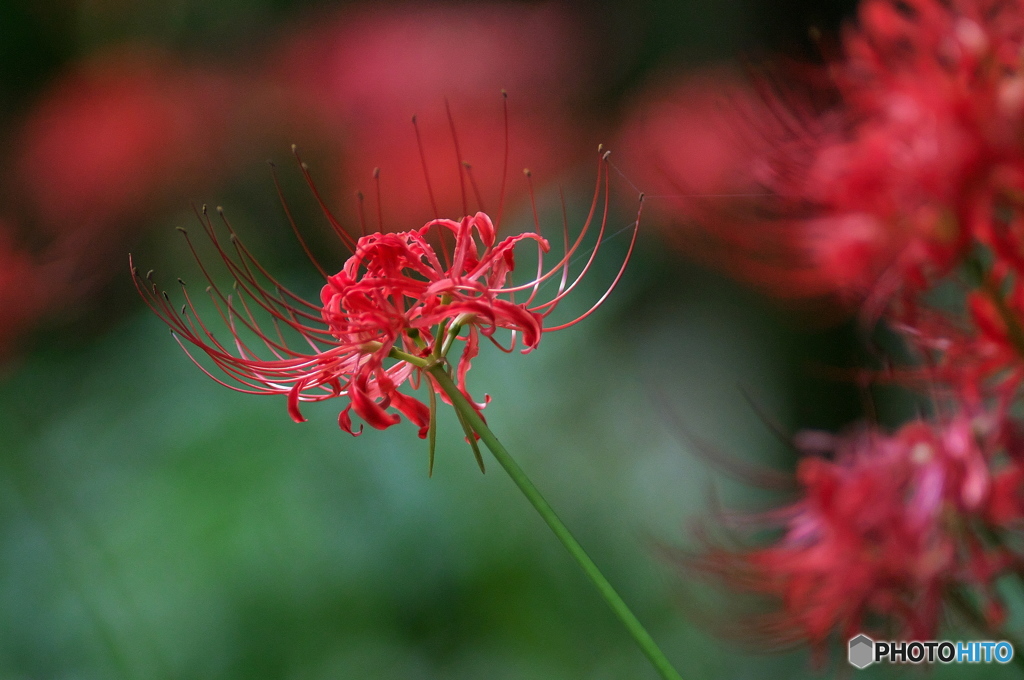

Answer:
[472,211,496,248]
[390,390,431,439]
[338,405,363,436]
[287,379,308,423]
[349,374,402,430]
[491,299,542,349]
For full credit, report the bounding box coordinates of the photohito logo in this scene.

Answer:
[848,635,874,669]
[848,634,1014,668]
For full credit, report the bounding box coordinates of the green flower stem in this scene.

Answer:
[425,363,684,680]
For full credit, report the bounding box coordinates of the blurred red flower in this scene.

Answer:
[645,0,1024,663]
[0,221,53,358]
[892,272,1024,410]
[270,2,597,228]
[621,0,1024,308]
[692,413,1021,652]
[0,45,252,357]
[15,45,237,233]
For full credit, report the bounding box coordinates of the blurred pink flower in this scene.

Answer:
[269,2,597,227]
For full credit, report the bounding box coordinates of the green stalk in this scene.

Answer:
[425,363,683,680]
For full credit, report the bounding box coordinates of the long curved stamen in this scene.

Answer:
[531,153,613,313]
[490,150,606,295]
[412,115,441,220]
[373,167,384,233]
[270,160,329,279]
[544,197,643,331]
[186,206,320,321]
[292,145,357,253]
[445,98,469,220]
[463,162,487,214]
[496,90,509,232]
[521,169,547,307]
[356,191,369,238]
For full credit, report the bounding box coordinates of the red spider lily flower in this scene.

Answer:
[132,145,638,464]
[690,413,1022,654]
[316,211,549,434]
[620,0,1024,309]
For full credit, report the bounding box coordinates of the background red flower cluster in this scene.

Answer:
[622,0,1024,663]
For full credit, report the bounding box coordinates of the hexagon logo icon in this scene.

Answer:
[848,634,874,669]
